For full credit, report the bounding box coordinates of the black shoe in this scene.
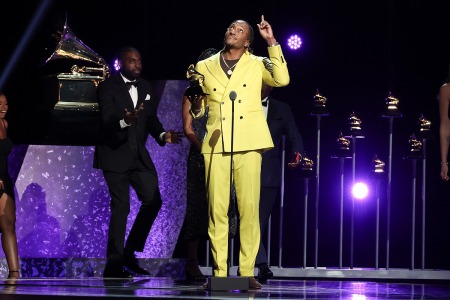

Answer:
[123,255,150,276]
[103,263,134,278]
[257,264,273,282]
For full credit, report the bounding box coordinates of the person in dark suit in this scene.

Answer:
[256,84,303,281]
[94,46,182,278]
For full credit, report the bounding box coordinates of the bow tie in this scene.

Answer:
[262,100,268,107]
[126,80,140,90]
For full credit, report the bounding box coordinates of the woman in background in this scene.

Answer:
[0,91,19,279]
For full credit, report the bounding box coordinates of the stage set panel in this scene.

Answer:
[1,80,190,263]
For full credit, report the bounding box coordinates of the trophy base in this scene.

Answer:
[298,169,316,179]
[332,149,352,158]
[369,172,387,180]
[310,107,330,116]
[184,86,206,100]
[404,152,424,160]
[382,109,402,117]
[417,130,434,140]
[344,128,365,139]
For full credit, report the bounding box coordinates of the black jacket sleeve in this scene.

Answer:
[97,82,122,134]
[282,104,303,155]
[146,96,166,147]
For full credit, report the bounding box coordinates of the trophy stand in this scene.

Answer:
[310,89,330,269]
[206,91,249,291]
[404,134,424,271]
[332,132,351,269]
[417,114,434,270]
[278,136,286,268]
[345,111,365,269]
[381,92,402,270]
[298,152,316,268]
[370,155,386,270]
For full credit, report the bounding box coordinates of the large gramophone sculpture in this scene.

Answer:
[185,64,207,100]
[43,16,110,111]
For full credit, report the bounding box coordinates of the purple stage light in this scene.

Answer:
[352,183,368,200]
[114,59,120,71]
[287,35,302,50]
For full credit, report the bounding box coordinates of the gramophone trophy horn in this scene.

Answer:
[44,16,110,80]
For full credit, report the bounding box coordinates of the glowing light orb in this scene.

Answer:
[352,183,369,199]
[114,59,120,71]
[287,35,302,50]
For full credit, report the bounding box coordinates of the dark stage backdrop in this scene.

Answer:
[0,0,450,269]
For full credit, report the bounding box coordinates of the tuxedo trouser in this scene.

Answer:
[204,151,262,277]
[103,156,162,263]
[255,186,278,265]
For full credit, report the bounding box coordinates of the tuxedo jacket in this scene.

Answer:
[194,45,290,154]
[261,97,303,187]
[93,73,165,173]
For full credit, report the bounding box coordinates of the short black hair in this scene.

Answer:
[117,46,139,61]
[198,48,218,62]
[229,20,254,53]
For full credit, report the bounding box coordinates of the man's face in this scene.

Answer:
[261,84,273,100]
[224,21,250,50]
[119,50,142,80]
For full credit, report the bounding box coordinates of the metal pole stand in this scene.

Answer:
[310,109,329,269]
[298,155,316,269]
[417,118,434,271]
[332,139,351,269]
[207,91,248,291]
[404,140,424,271]
[381,111,402,270]
[278,136,286,268]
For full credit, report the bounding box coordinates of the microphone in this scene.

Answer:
[229,91,237,101]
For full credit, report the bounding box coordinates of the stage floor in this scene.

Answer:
[1,278,450,299]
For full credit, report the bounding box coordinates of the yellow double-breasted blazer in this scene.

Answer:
[195,45,290,154]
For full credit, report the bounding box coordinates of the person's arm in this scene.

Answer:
[257,15,290,87]
[97,83,122,133]
[182,96,202,151]
[439,85,450,181]
[281,104,303,168]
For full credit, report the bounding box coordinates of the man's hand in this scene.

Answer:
[288,152,301,169]
[257,15,277,46]
[188,95,206,113]
[165,130,184,144]
[0,179,4,189]
[441,163,449,181]
[124,103,144,125]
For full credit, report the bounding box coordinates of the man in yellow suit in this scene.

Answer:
[189,16,289,289]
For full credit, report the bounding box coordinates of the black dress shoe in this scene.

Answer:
[257,264,273,282]
[103,264,134,278]
[123,255,150,276]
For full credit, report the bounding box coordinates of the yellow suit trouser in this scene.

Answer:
[204,150,261,277]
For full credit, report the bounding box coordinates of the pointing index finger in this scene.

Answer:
[261,15,265,22]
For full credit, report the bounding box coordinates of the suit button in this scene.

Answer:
[243,84,246,87]
[238,100,241,103]
[240,116,243,119]
[214,88,216,91]
[222,102,224,105]
[223,117,225,120]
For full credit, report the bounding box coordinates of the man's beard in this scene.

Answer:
[122,68,141,80]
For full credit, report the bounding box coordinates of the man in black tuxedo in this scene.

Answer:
[256,84,303,281]
[94,47,182,278]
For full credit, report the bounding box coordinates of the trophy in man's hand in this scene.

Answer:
[185,64,207,101]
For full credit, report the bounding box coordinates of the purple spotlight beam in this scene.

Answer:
[353,183,369,200]
[287,35,302,50]
[114,59,120,71]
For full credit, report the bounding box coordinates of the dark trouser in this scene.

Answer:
[255,186,278,266]
[103,157,162,263]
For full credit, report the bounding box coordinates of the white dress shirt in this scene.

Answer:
[262,97,269,120]
[119,73,165,141]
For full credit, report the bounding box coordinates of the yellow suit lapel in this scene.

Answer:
[205,52,228,88]
[223,51,254,100]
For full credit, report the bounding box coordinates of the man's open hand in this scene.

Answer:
[124,103,144,124]
[165,130,184,144]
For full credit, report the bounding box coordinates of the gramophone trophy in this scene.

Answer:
[332,131,352,158]
[42,16,110,111]
[185,64,207,100]
[417,114,434,140]
[370,154,386,180]
[405,133,424,159]
[345,111,364,138]
[310,89,329,115]
[298,151,315,178]
[383,91,402,117]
